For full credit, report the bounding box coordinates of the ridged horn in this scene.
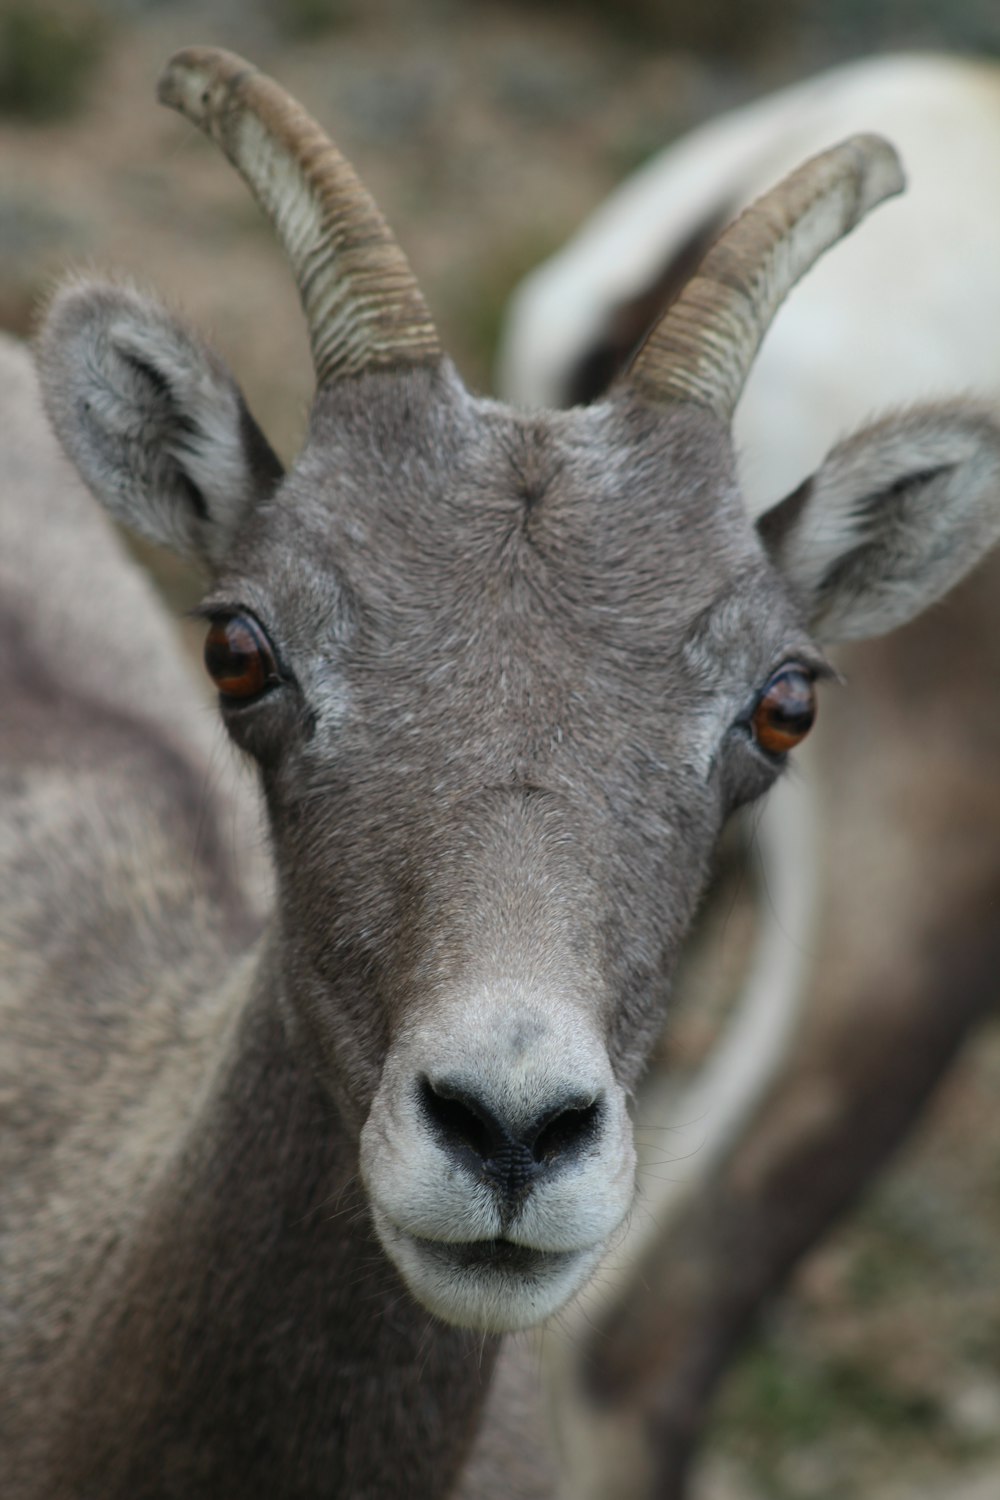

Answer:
[157,47,442,385]
[623,134,904,420]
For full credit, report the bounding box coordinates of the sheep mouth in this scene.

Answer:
[374,1211,606,1329]
[413,1237,574,1276]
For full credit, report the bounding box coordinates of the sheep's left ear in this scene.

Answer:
[757,406,1000,642]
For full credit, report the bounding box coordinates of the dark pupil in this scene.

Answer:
[765,671,815,730]
[204,618,267,697]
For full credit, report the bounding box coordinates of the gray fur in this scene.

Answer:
[39,279,283,565]
[5,143,1000,1499]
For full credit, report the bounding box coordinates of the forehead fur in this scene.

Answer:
[222,363,772,661]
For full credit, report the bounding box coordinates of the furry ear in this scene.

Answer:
[757,405,1000,642]
[36,279,284,567]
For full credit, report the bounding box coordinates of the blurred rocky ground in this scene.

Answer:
[1,3,998,1498]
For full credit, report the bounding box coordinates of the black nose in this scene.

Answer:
[419,1074,602,1206]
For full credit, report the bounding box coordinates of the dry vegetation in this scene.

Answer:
[2,2,998,1496]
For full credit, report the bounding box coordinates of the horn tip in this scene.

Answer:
[157,46,255,121]
[845,132,906,209]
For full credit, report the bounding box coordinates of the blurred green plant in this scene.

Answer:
[714,1335,949,1498]
[263,0,356,40]
[0,2,108,121]
[505,0,781,55]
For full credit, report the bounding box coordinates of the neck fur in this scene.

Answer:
[38,944,498,1500]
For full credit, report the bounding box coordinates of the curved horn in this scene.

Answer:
[622,134,904,420]
[157,47,442,385]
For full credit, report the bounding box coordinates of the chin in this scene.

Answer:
[373,1211,605,1332]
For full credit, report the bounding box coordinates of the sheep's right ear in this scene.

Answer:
[36,279,284,568]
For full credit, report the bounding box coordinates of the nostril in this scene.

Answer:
[418,1076,500,1163]
[530,1096,602,1165]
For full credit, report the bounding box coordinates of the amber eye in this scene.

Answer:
[203,614,278,702]
[750,666,816,755]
